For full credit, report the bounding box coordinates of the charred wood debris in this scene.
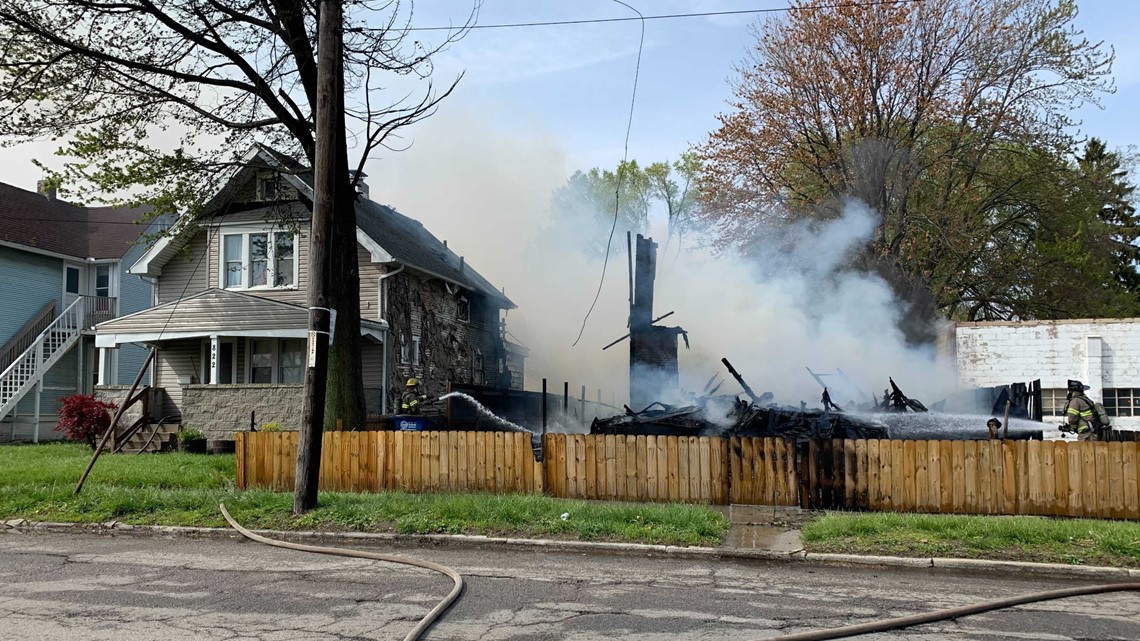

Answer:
[589,358,933,442]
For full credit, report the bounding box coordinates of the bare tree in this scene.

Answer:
[0,0,476,440]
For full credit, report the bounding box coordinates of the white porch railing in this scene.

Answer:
[0,297,86,424]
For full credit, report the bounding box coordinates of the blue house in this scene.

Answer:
[0,180,156,442]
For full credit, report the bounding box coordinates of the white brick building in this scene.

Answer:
[946,318,1140,431]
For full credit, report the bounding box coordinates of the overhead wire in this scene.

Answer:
[570,0,645,348]
[385,0,926,32]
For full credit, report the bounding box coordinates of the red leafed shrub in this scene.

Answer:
[55,394,117,447]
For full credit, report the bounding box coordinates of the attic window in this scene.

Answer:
[258,174,281,201]
[457,296,470,323]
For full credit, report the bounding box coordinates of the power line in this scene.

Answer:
[387,0,924,32]
[571,0,645,348]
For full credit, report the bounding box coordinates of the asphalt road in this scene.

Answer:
[2,532,1138,640]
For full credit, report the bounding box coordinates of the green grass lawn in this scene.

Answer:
[803,511,1140,568]
[0,442,728,546]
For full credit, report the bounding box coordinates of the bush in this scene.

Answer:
[260,422,283,432]
[178,428,205,442]
[55,394,117,447]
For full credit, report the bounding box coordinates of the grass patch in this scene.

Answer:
[0,443,728,546]
[803,511,1140,567]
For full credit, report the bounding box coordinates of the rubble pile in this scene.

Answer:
[589,396,889,441]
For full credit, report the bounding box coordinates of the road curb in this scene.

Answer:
[3,519,1134,581]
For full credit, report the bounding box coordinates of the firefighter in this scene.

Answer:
[400,378,430,415]
[1063,379,1103,441]
[986,417,1002,439]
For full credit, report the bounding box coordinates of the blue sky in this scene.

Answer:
[5,1,1137,190]
[361,0,1140,176]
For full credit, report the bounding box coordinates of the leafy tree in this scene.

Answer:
[0,1,472,433]
[697,0,1114,331]
[550,155,704,255]
[1078,139,1140,295]
[56,394,117,448]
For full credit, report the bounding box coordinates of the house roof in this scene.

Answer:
[356,199,515,309]
[95,288,386,347]
[0,182,150,260]
[132,147,515,309]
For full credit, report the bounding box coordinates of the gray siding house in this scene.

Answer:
[95,147,524,439]
[0,181,156,442]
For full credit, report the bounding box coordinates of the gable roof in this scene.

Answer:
[356,199,515,309]
[131,147,515,310]
[0,182,150,260]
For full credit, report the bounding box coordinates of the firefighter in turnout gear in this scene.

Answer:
[400,378,431,415]
[1064,379,1103,441]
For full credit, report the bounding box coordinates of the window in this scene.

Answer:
[457,296,470,322]
[258,174,281,201]
[94,265,111,297]
[399,333,409,364]
[250,339,274,383]
[1104,389,1140,417]
[1041,389,1068,417]
[279,339,305,384]
[247,338,305,384]
[473,350,484,386]
[65,266,80,295]
[220,230,297,290]
[223,235,243,287]
[412,336,421,367]
[274,232,295,287]
[249,233,268,286]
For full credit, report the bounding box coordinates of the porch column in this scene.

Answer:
[97,348,111,386]
[210,335,220,385]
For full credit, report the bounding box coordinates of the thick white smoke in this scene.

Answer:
[369,110,956,411]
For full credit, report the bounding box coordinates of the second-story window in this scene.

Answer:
[221,229,297,290]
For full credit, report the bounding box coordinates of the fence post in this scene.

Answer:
[541,378,547,435]
[563,381,569,415]
[580,385,586,428]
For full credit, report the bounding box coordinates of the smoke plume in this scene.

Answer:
[369,110,956,411]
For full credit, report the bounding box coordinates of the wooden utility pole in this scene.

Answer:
[295,0,340,514]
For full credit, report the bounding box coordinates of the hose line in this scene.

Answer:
[219,503,464,641]
[756,581,1140,641]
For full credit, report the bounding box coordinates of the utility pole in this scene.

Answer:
[295,0,341,514]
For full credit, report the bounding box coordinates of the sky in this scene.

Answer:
[6,0,1136,191]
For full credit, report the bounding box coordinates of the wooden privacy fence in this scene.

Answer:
[799,438,1140,519]
[543,434,731,504]
[238,431,542,494]
[236,431,1140,519]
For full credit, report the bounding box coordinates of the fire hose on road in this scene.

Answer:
[219,503,464,641]
[754,581,1140,641]
[221,503,1137,640]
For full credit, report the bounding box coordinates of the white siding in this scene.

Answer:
[953,318,1140,430]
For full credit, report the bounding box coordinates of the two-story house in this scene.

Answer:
[94,147,524,440]
[0,180,155,443]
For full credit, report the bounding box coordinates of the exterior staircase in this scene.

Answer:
[114,422,180,454]
[0,298,86,423]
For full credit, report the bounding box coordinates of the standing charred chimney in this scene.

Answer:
[628,234,684,412]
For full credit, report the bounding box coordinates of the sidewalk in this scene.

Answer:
[714,504,804,554]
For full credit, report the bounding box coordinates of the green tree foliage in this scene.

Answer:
[698,0,1123,330]
[550,154,703,255]
[0,1,472,429]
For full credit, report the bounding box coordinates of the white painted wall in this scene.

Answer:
[952,318,1140,431]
